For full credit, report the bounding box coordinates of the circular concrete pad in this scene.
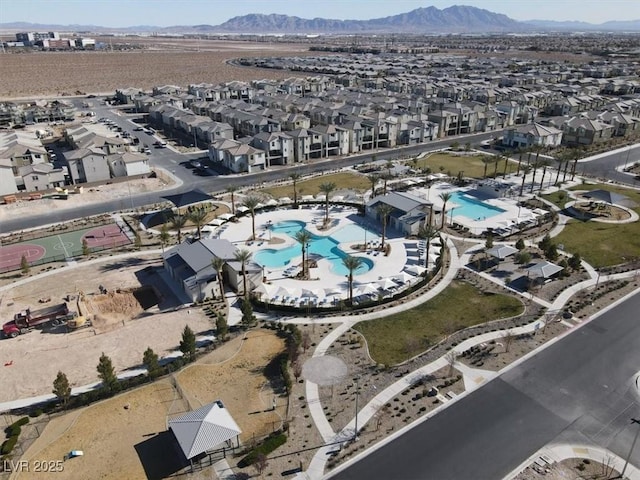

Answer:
[302,355,348,386]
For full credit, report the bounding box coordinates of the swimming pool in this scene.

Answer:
[449,191,505,220]
[254,220,374,275]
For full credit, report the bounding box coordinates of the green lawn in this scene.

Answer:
[553,220,640,268]
[260,172,370,199]
[353,281,524,366]
[408,152,519,179]
[541,191,571,209]
[550,183,640,267]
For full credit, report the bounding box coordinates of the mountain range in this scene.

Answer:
[2,5,639,34]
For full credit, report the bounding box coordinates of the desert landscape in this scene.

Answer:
[0,38,309,99]
[13,330,287,480]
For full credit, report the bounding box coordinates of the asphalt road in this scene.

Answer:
[330,291,640,480]
[579,144,640,186]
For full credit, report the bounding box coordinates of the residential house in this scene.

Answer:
[0,132,49,175]
[559,117,615,146]
[251,132,294,166]
[63,148,110,184]
[108,152,151,178]
[17,163,65,192]
[208,139,266,173]
[502,123,563,149]
[0,159,18,196]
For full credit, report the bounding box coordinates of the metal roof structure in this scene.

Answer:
[162,189,213,208]
[486,245,519,260]
[526,260,563,279]
[169,401,241,460]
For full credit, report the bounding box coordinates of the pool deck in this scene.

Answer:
[215,205,422,304]
[414,182,546,236]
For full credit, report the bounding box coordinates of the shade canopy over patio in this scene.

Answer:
[405,265,426,276]
[582,189,634,207]
[168,401,241,460]
[162,189,213,209]
[218,213,235,221]
[526,260,563,279]
[486,245,519,260]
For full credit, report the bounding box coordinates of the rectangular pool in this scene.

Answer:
[449,191,505,220]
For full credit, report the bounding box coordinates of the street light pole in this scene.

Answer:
[621,418,640,479]
[353,377,360,441]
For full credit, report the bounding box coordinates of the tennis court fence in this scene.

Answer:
[0,237,131,274]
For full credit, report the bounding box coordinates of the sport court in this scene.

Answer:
[0,223,131,271]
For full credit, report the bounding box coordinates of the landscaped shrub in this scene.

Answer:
[237,432,287,468]
[1,435,18,455]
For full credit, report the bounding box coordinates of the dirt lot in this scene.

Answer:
[14,380,183,480]
[0,39,309,99]
[0,177,171,222]
[0,254,213,403]
[176,330,287,443]
[12,330,286,480]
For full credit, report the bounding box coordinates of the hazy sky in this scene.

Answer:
[1,0,639,27]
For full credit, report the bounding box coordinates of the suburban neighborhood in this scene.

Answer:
[1,3,640,480]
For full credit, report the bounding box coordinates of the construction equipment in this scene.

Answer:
[2,303,77,338]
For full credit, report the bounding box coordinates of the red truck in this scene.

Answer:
[2,303,77,338]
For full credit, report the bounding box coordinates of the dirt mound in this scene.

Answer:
[88,290,143,332]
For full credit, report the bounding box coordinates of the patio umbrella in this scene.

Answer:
[355,283,378,296]
[219,213,235,221]
[208,218,224,226]
[301,288,321,298]
[526,261,563,279]
[253,283,274,298]
[405,265,426,276]
[376,278,397,290]
[275,286,295,298]
[201,225,216,233]
[236,205,249,213]
[393,272,414,284]
[485,245,518,260]
[324,287,344,297]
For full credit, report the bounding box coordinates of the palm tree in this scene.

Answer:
[519,166,532,196]
[169,212,187,243]
[289,172,301,206]
[368,174,379,198]
[318,182,336,223]
[234,249,252,299]
[159,224,170,253]
[188,208,207,239]
[439,192,452,229]
[554,151,566,185]
[502,153,511,177]
[529,145,544,193]
[380,172,392,195]
[493,155,500,178]
[515,147,525,175]
[376,204,394,250]
[226,185,238,215]
[386,159,394,175]
[211,257,226,298]
[417,224,439,269]
[342,255,364,305]
[538,160,550,191]
[294,229,312,278]
[242,196,260,240]
[570,148,582,181]
[481,155,493,178]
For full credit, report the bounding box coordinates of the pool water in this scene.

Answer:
[449,191,505,220]
[254,220,374,276]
